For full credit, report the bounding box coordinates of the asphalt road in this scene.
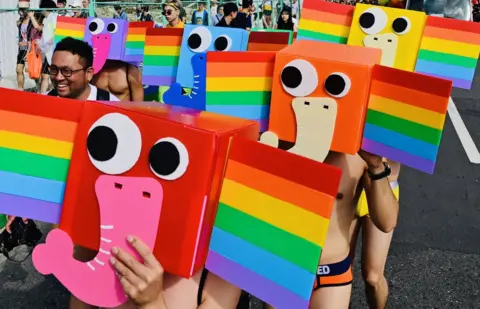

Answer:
[0,77,479,309]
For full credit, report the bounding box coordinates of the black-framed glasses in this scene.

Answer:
[163,9,174,16]
[49,66,86,77]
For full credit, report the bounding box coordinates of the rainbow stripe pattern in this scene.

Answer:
[248,30,293,51]
[362,65,452,174]
[415,16,480,90]
[124,21,154,63]
[206,52,275,132]
[297,0,354,44]
[142,28,184,86]
[54,16,86,44]
[0,89,81,224]
[206,137,341,309]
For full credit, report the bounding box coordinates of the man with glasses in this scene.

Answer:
[46,37,119,101]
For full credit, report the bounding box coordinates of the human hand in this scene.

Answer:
[110,236,165,308]
[28,12,34,17]
[358,150,384,173]
[6,216,28,233]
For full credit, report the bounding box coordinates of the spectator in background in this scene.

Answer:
[261,0,273,28]
[56,0,68,16]
[192,2,209,25]
[233,0,253,30]
[16,9,32,90]
[212,4,224,25]
[79,0,95,18]
[215,2,238,27]
[139,6,154,22]
[211,0,219,17]
[113,5,128,20]
[163,2,184,28]
[70,1,84,18]
[291,0,299,18]
[274,6,296,31]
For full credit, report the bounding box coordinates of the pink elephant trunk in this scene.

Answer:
[92,34,112,74]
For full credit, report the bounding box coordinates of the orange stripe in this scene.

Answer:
[370,80,448,114]
[56,22,85,32]
[318,267,352,286]
[301,8,352,26]
[248,42,287,51]
[225,160,334,219]
[423,26,480,45]
[207,62,274,77]
[0,110,77,142]
[128,27,147,35]
[145,35,182,46]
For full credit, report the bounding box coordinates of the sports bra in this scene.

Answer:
[197,269,209,306]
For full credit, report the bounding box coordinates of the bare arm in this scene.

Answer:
[198,273,242,309]
[127,64,144,102]
[29,13,43,31]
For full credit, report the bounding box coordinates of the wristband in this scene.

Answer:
[367,161,391,181]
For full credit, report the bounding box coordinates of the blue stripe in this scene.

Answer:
[0,171,65,204]
[142,65,177,77]
[415,59,475,81]
[363,123,438,161]
[125,48,144,55]
[209,227,314,300]
[206,105,270,120]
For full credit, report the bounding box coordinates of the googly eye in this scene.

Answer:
[214,35,232,51]
[87,113,142,175]
[281,59,318,97]
[359,7,388,35]
[324,73,351,98]
[149,137,189,181]
[187,26,212,53]
[392,17,411,35]
[88,18,105,35]
[106,22,118,34]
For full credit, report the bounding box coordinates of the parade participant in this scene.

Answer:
[46,37,119,101]
[16,9,32,90]
[215,2,239,27]
[163,2,185,28]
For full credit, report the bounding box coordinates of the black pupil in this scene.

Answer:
[214,36,229,51]
[188,33,202,50]
[149,141,180,176]
[392,18,408,33]
[89,22,98,32]
[359,12,375,29]
[107,23,116,32]
[87,126,118,162]
[325,74,346,96]
[281,66,302,89]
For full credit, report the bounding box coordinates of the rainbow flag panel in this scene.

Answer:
[297,0,354,44]
[415,16,480,90]
[362,65,452,174]
[124,21,154,63]
[142,28,184,86]
[54,16,86,44]
[205,52,275,132]
[248,30,292,51]
[206,137,341,309]
[0,89,82,224]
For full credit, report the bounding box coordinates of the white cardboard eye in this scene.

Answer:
[359,7,388,35]
[325,72,351,98]
[89,18,105,35]
[87,113,142,175]
[281,59,318,97]
[149,137,189,181]
[215,35,232,51]
[392,17,411,35]
[107,22,118,34]
[188,26,212,53]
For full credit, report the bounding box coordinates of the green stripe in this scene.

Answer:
[0,147,70,182]
[215,203,321,273]
[297,29,347,44]
[143,55,179,67]
[206,91,271,105]
[366,109,442,146]
[126,41,145,49]
[418,49,477,68]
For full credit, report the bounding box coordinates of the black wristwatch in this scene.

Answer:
[367,162,391,181]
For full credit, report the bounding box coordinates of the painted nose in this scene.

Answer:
[95,175,164,202]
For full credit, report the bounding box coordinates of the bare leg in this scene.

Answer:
[348,217,361,265]
[264,285,351,309]
[16,64,25,90]
[361,216,393,309]
[40,74,50,93]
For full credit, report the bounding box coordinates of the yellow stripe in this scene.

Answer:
[299,19,350,37]
[55,29,84,38]
[0,130,73,159]
[421,37,480,59]
[127,34,145,42]
[144,46,180,56]
[220,179,329,247]
[207,77,272,92]
[368,95,445,130]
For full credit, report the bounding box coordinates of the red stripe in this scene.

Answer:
[128,21,154,28]
[57,16,86,25]
[426,15,480,34]
[146,28,184,37]
[249,31,291,44]
[372,65,452,98]
[301,0,354,16]
[207,51,276,63]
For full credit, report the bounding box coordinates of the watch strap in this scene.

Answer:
[367,162,391,181]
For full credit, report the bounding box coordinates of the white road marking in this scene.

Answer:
[448,97,480,164]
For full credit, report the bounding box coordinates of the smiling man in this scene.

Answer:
[46,37,119,102]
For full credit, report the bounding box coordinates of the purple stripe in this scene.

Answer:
[142,75,175,86]
[254,118,268,132]
[124,55,143,63]
[0,193,61,224]
[206,250,310,309]
[362,138,435,174]
[415,71,471,90]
